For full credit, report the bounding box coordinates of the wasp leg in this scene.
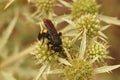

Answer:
[38,32,49,46]
[38,32,42,40]
[41,37,45,46]
[47,41,52,50]
[51,45,57,53]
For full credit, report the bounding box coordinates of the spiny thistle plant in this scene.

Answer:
[1,0,120,80]
[31,0,120,80]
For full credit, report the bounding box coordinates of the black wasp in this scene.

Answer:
[38,19,62,52]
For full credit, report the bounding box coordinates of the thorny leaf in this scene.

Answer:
[101,25,110,31]
[4,0,15,9]
[71,31,82,43]
[45,69,63,74]
[79,29,86,59]
[99,15,120,26]
[94,65,120,74]
[58,57,72,66]
[34,64,48,80]
[98,31,108,39]
[63,48,72,61]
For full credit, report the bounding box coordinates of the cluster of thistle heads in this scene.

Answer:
[31,0,115,80]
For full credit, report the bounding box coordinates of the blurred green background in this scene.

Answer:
[0,0,120,80]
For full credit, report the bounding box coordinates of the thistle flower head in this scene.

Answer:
[62,38,71,49]
[35,0,56,16]
[32,41,58,65]
[76,14,100,38]
[32,38,74,65]
[62,38,80,58]
[64,59,93,80]
[71,0,99,19]
[85,42,108,62]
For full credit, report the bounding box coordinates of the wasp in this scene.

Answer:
[38,19,62,52]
